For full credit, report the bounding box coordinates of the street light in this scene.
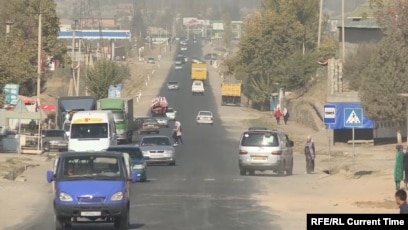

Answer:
[398,93,408,144]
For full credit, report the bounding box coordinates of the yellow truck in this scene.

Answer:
[221,79,242,106]
[191,63,208,81]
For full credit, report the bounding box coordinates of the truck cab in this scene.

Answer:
[46,151,139,229]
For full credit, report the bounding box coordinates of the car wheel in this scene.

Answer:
[248,170,255,176]
[55,216,69,230]
[166,125,169,128]
[140,177,147,182]
[169,161,176,166]
[239,169,247,176]
[114,208,129,230]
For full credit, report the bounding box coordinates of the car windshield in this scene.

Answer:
[148,58,154,61]
[45,130,65,137]
[107,147,143,159]
[241,132,279,147]
[249,127,268,131]
[61,155,123,180]
[167,108,174,112]
[194,82,202,86]
[199,112,212,116]
[168,82,177,85]
[143,118,157,123]
[141,137,171,146]
[70,123,108,139]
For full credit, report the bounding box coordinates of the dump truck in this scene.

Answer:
[191,63,208,81]
[221,79,242,106]
[56,96,97,133]
[97,98,134,144]
[150,96,168,115]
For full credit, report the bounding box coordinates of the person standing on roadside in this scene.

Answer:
[395,189,408,213]
[395,145,404,190]
[304,136,315,174]
[174,120,183,145]
[403,148,408,190]
[274,107,282,125]
[283,107,289,125]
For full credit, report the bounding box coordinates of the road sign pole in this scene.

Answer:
[352,127,355,172]
[328,124,332,173]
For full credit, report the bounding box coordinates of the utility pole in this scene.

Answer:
[36,11,42,150]
[317,0,323,50]
[76,38,82,96]
[341,0,345,62]
[69,20,77,96]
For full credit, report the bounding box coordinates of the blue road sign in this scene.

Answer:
[344,108,363,128]
[108,84,122,98]
[324,104,336,124]
[3,84,19,105]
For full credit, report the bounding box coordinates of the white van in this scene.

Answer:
[68,111,117,151]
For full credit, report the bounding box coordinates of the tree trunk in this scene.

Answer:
[397,123,402,144]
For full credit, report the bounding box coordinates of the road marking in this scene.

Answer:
[203,178,216,181]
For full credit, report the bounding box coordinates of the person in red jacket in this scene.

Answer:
[274,108,282,125]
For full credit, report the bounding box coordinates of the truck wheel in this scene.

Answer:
[114,209,129,230]
[55,216,70,230]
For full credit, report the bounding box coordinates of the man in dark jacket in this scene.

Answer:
[403,149,408,190]
[395,189,408,214]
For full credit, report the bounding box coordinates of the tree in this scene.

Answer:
[222,13,232,49]
[85,60,130,100]
[0,0,66,96]
[358,0,408,143]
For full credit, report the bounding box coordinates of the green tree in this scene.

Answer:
[222,13,232,49]
[359,0,408,143]
[85,60,130,100]
[0,0,66,96]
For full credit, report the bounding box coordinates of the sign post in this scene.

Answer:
[344,108,363,172]
[324,104,336,173]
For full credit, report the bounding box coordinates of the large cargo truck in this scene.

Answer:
[97,98,134,144]
[191,63,208,81]
[221,80,242,106]
[56,96,97,135]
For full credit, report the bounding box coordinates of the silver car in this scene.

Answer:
[167,82,179,90]
[42,129,68,152]
[138,135,176,165]
[154,115,169,128]
[175,63,183,70]
[166,108,177,120]
[238,130,294,176]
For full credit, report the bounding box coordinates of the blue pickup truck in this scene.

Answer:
[46,151,138,230]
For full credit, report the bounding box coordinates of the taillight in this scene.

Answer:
[239,150,248,155]
[210,117,213,120]
[271,151,281,155]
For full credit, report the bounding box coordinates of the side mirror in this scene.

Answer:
[46,170,54,183]
[289,141,294,147]
[130,171,139,183]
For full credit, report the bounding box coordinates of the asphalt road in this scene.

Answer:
[13,41,280,230]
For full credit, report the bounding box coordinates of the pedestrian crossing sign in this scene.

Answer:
[344,108,363,128]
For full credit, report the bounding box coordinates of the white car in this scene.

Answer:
[196,111,214,125]
[192,80,204,95]
[180,46,188,51]
[175,63,183,70]
[166,108,177,120]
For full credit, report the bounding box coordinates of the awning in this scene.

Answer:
[40,104,56,112]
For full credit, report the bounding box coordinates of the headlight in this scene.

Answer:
[59,192,73,202]
[111,192,123,201]
[133,164,145,169]
[166,150,174,154]
[142,151,148,155]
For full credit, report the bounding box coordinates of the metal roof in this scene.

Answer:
[58,30,131,40]
[337,18,380,29]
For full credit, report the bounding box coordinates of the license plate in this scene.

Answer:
[252,156,266,161]
[150,154,162,158]
[81,211,101,217]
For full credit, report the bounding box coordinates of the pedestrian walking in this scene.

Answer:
[304,136,315,174]
[395,145,404,190]
[395,189,408,213]
[274,107,282,125]
[283,107,289,125]
[403,148,408,190]
[174,121,183,145]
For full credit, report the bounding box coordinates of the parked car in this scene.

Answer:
[46,151,138,229]
[167,81,179,90]
[107,145,147,182]
[196,111,214,125]
[138,135,176,165]
[134,117,160,134]
[238,130,294,176]
[42,129,68,152]
[166,108,177,120]
[147,57,155,64]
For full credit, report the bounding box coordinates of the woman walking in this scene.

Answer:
[395,145,404,190]
[304,136,316,174]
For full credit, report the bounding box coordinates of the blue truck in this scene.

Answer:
[46,151,138,229]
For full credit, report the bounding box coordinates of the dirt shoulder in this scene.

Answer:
[204,44,399,229]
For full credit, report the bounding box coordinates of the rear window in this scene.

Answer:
[194,82,202,86]
[143,118,157,123]
[199,112,212,116]
[241,132,279,147]
[141,137,171,146]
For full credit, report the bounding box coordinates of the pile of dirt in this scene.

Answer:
[0,157,38,181]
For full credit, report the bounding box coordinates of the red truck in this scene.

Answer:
[151,96,168,115]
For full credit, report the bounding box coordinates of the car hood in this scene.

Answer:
[140,145,174,151]
[57,180,124,197]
